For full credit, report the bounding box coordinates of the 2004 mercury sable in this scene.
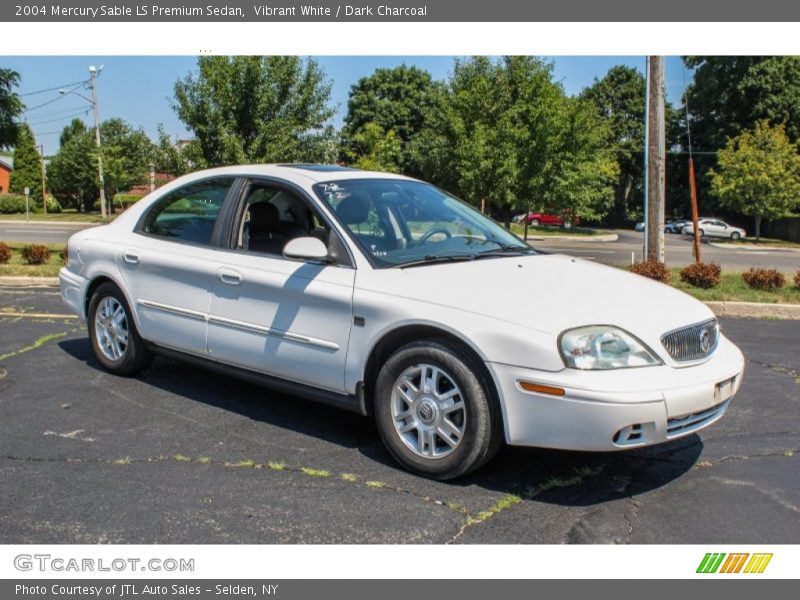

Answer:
[60,165,745,479]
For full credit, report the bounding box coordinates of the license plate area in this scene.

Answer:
[714,376,736,403]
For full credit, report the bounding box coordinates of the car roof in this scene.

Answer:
[178,163,415,185]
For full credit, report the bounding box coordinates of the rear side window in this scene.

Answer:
[140,178,234,245]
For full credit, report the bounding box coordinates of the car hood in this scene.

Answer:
[363,253,714,339]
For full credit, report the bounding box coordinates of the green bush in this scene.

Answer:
[629,259,671,284]
[0,242,11,264]
[0,193,28,213]
[21,244,51,265]
[113,193,145,208]
[742,268,785,290]
[680,262,722,289]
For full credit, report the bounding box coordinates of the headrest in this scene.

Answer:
[249,202,279,230]
[336,194,371,225]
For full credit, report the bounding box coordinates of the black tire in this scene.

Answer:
[731,231,741,241]
[698,228,705,238]
[87,281,151,375]
[374,339,503,480]
[531,219,540,227]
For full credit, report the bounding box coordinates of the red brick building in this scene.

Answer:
[0,156,12,194]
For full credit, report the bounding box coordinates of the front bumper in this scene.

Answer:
[59,266,89,321]
[487,334,745,451]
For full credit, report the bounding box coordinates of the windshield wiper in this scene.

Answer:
[475,243,536,257]
[393,254,478,269]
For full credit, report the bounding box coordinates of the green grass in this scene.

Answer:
[669,269,800,304]
[0,242,65,277]
[0,210,113,223]
[509,223,601,238]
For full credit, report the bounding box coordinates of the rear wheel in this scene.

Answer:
[87,282,151,375]
[374,340,502,480]
[698,228,705,238]
[530,218,540,227]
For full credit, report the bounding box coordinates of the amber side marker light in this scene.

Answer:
[518,381,566,396]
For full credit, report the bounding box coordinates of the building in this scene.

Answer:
[0,156,12,193]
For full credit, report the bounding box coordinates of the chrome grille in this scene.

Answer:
[661,319,719,362]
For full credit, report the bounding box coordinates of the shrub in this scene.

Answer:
[742,268,785,290]
[113,193,145,208]
[0,242,11,264]
[0,193,28,213]
[629,259,671,283]
[21,244,51,265]
[795,270,800,288]
[59,246,68,263]
[680,262,722,289]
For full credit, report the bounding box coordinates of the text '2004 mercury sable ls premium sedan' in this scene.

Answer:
[60,165,745,479]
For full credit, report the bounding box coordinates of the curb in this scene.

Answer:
[708,241,800,253]
[0,276,59,286]
[0,220,100,228]
[526,233,618,243]
[705,301,800,320]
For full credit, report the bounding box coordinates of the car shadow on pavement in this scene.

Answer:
[59,337,703,507]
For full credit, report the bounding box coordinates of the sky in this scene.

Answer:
[0,56,688,155]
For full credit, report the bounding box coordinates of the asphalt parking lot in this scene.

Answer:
[1,283,798,544]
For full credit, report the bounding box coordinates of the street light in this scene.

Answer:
[60,65,106,220]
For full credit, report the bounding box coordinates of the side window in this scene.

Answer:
[237,182,330,257]
[141,178,233,245]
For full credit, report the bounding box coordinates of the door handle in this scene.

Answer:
[218,268,243,286]
[123,250,140,265]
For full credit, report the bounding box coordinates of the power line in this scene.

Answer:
[23,83,85,113]
[26,109,90,127]
[19,80,87,97]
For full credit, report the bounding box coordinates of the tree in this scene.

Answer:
[414,56,616,225]
[342,65,442,174]
[48,120,99,212]
[152,125,196,177]
[581,66,645,224]
[709,120,800,240]
[0,68,23,149]
[9,124,42,202]
[344,122,403,172]
[173,56,336,166]
[100,118,155,199]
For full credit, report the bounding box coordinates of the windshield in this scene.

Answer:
[313,178,533,268]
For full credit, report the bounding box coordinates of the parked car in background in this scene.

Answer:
[682,218,746,240]
[665,219,690,234]
[634,222,645,232]
[522,210,579,228]
[60,165,744,479]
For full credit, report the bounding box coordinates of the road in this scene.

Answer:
[0,220,97,245]
[1,282,798,544]
[534,229,800,272]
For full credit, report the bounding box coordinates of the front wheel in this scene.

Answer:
[731,231,741,241]
[530,219,540,227]
[374,340,502,480]
[87,282,151,375]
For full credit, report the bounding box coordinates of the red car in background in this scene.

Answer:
[519,211,580,228]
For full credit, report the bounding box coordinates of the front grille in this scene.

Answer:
[661,319,719,362]
[667,399,730,437]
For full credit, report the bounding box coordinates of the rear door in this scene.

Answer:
[117,177,237,355]
[206,178,356,394]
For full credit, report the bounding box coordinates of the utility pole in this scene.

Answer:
[89,65,107,221]
[39,145,47,215]
[645,56,666,263]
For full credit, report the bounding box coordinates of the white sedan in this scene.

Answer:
[682,218,746,240]
[60,165,745,479]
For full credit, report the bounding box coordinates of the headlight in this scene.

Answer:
[559,326,662,370]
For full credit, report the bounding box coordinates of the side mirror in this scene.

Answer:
[283,236,330,261]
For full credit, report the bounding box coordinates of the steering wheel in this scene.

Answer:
[417,227,452,245]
